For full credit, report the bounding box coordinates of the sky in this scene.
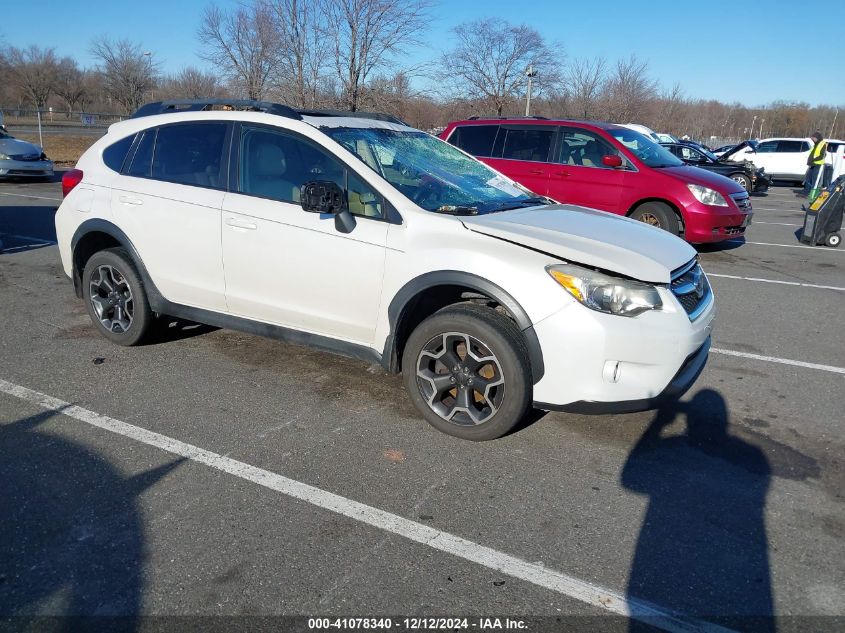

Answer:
[2,0,844,108]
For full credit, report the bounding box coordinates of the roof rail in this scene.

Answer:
[467,115,549,121]
[298,109,409,126]
[130,99,302,120]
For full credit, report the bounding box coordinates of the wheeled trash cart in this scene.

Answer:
[801,175,844,247]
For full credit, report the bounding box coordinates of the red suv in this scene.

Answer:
[440,118,752,243]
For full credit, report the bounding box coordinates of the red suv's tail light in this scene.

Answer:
[62,169,84,198]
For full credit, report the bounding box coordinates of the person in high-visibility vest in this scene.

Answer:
[804,131,828,195]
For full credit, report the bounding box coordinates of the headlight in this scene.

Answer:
[546,264,663,317]
[687,184,728,206]
[0,153,8,160]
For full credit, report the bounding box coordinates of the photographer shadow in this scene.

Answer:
[0,408,183,630]
[621,389,774,631]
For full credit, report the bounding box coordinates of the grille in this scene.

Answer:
[8,153,42,162]
[730,192,752,211]
[670,258,712,320]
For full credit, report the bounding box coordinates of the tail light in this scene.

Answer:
[62,169,84,197]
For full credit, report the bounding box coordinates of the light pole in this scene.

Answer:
[750,115,757,140]
[143,51,154,101]
[759,118,765,139]
[525,64,537,116]
[830,109,839,138]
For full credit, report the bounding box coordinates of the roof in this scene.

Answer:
[130,99,410,127]
[448,117,625,130]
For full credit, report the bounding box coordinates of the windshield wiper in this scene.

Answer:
[432,205,479,215]
[485,197,552,213]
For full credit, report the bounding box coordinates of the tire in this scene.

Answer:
[402,303,531,441]
[826,233,842,248]
[730,173,751,193]
[82,248,152,346]
[630,201,680,236]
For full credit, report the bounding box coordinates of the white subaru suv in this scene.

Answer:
[56,99,714,441]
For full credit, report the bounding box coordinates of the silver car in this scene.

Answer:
[0,127,54,179]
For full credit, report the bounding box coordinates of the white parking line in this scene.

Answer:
[725,240,844,252]
[0,377,733,633]
[0,191,61,202]
[711,349,845,375]
[707,273,845,292]
[751,221,801,227]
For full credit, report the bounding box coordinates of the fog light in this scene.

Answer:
[603,361,621,383]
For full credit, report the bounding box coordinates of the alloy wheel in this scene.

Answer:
[639,212,661,227]
[89,265,134,333]
[415,332,505,426]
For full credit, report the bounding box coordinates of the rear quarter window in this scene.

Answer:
[102,135,135,173]
[448,125,499,157]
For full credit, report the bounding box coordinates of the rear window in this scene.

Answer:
[151,122,228,189]
[500,127,554,162]
[102,135,135,173]
[448,125,499,157]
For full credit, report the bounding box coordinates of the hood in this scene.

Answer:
[659,165,746,194]
[0,137,44,157]
[720,142,754,161]
[461,205,696,284]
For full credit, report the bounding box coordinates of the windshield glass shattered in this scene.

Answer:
[321,127,547,214]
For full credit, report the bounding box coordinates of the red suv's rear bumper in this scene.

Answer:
[683,201,753,243]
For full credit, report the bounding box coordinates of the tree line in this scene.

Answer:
[1,0,842,142]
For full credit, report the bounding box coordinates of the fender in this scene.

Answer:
[384,270,545,383]
[70,219,167,310]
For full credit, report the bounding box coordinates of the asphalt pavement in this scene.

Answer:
[0,177,843,632]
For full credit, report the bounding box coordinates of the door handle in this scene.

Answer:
[225,217,258,230]
[119,195,143,206]
[553,171,570,177]
[528,169,545,175]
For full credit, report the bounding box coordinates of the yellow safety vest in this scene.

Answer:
[810,140,827,166]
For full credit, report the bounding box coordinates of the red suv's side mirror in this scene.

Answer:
[602,155,623,168]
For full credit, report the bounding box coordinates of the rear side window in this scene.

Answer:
[102,135,135,173]
[151,122,228,189]
[499,127,555,162]
[448,125,499,157]
[777,140,806,153]
[126,130,156,178]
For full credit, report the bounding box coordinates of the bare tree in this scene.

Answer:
[602,55,658,123]
[325,0,431,111]
[54,57,87,114]
[159,67,226,99]
[263,0,328,108]
[439,18,562,116]
[90,37,158,114]
[198,3,279,100]
[6,45,60,108]
[566,56,606,119]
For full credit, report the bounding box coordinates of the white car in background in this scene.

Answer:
[721,137,819,183]
[619,123,663,144]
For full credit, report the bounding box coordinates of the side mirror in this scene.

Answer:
[300,180,356,233]
[602,155,623,168]
[301,180,346,214]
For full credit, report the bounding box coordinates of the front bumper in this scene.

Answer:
[0,159,54,178]
[683,200,752,243]
[530,283,715,410]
